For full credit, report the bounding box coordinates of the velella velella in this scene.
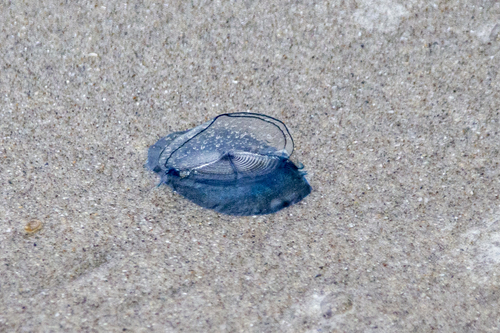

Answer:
[146,113,311,216]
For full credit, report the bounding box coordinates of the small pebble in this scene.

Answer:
[25,220,43,234]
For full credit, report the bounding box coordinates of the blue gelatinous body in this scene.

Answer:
[146,113,311,215]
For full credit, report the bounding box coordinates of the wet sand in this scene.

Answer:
[1,1,500,331]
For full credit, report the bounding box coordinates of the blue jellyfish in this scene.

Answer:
[146,113,311,215]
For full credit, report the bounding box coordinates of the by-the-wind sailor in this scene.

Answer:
[146,113,311,216]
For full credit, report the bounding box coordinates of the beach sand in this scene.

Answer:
[1,0,500,331]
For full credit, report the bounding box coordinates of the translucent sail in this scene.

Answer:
[159,113,294,177]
